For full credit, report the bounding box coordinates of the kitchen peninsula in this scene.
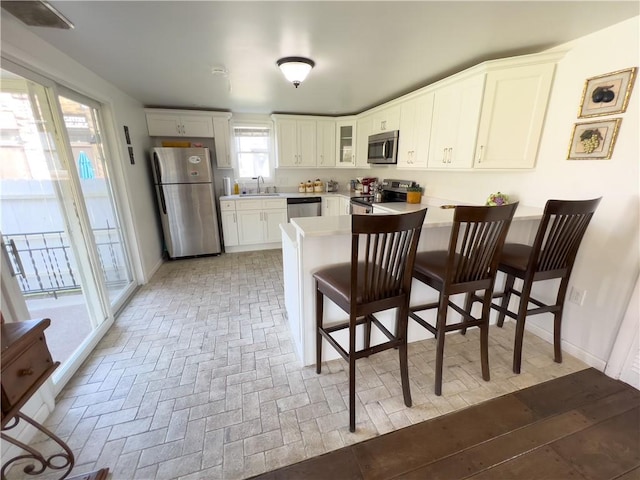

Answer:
[281,199,544,366]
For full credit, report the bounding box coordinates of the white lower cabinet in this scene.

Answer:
[322,196,351,216]
[263,210,288,242]
[220,200,239,247]
[234,198,287,246]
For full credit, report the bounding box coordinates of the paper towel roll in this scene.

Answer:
[222,177,231,196]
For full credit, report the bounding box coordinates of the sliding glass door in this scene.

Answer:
[58,91,134,308]
[0,63,135,375]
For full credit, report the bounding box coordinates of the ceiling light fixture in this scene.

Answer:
[276,57,315,88]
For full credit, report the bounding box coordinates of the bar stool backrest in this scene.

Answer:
[529,198,602,280]
[351,209,427,304]
[446,203,519,293]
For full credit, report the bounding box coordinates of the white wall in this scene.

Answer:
[1,15,162,283]
[368,16,639,368]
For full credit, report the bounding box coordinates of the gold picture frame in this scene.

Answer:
[567,118,621,160]
[578,67,637,118]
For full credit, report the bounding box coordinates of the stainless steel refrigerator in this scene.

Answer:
[151,147,221,258]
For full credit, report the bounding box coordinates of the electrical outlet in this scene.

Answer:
[569,286,586,306]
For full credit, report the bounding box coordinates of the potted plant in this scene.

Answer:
[485,192,509,206]
[406,185,423,204]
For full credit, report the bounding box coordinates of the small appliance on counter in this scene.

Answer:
[350,178,417,214]
[360,177,378,195]
[326,180,339,192]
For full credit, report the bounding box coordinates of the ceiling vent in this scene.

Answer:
[1,1,74,29]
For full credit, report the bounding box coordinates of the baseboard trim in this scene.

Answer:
[524,321,607,371]
[224,244,281,253]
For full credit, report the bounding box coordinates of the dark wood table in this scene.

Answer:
[1,319,108,480]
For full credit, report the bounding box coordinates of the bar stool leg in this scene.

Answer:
[554,278,571,363]
[349,313,357,432]
[461,291,475,335]
[480,290,492,381]
[397,305,412,407]
[316,286,323,374]
[434,294,449,396]
[497,274,516,328]
[513,281,533,374]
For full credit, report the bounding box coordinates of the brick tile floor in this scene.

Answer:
[6,250,588,479]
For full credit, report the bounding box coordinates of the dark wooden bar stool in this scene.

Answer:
[314,208,427,432]
[409,203,518,395]
[490,197,602,373]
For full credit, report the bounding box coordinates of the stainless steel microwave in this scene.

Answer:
[367,130,399,164]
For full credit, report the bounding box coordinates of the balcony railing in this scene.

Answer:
[2,228,127,297]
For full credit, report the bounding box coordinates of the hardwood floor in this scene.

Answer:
[250,368,640,479]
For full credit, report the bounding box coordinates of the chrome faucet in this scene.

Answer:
[253,176,264,194]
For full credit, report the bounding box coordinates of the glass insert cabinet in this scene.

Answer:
[336,120,356,167]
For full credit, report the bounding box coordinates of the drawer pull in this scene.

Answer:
[19,368,34,376]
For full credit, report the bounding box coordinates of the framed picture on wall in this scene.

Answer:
[567,118,622,160]
[578,67,637,118]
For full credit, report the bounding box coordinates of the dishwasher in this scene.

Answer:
[287,197,321,221]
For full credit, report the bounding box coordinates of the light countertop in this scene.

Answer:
[220,192,350,201]
[290,201,543,238]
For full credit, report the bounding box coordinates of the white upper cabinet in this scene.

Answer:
[370,105,401,134]
[145,110,215,137]
[473,62,556,169]
[212,116,232,168]
[335,119,357,168]
[428,73,485,169]
[273,117,316,167]
[397,92,434,169]
[316,119,336,168]
[145,109,232,168]
[355,116,371,167]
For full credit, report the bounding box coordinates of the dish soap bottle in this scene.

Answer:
[233,180,240,195]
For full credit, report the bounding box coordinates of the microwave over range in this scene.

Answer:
[367,130,399,164]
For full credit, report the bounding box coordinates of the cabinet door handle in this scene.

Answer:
[442,148,447,163]
[19,368,34,376]
[476,145,484,163]
[447,148,453,164]
[233,213,236,223]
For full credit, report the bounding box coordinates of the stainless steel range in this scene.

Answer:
[350,179,417,214]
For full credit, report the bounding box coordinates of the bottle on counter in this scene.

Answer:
[233,180,240,195]
[299,182,306,193]
[305,180,314,193]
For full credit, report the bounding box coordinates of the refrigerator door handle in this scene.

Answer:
[153,152,162,184]
[158,185,167,214]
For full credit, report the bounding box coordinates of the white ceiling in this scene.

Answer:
[7,1,639,116]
